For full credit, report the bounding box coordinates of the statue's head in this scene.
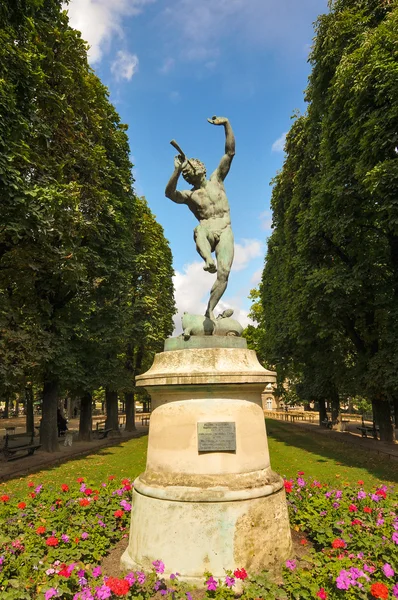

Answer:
[182,158,206,187]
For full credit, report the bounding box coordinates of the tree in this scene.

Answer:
[0,0,176,449]
[259,0,398,441]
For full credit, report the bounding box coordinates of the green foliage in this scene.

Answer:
[259,0,398,441]
[0,0,175,431]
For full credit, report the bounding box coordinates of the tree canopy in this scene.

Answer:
[0,0,176,449]
[258,0,398,441]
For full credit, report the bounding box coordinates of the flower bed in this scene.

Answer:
[0,474,397,599]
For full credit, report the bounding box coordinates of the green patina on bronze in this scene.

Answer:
[164,336,247,352]
[165,116,236,323]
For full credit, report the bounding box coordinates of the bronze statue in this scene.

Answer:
[165,116,235,321]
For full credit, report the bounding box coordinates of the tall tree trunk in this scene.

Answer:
[4,395,9,419]
[25,384,34,436]
[105,388,119,432]
[330,386,341,430]
[79,392,92,441]
[15,395,19,417]
[125,391,136,432]
[393,396,398,429]
[124,343,137,432]
[372,396,394,443]
[318,398,327,425]
[41,379,59,452]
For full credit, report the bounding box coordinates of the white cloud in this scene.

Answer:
[271,132,287,153]
[172,261,253,334]
[232,239,263,271]
[65,0,152,63]
[259,210,273,231]
[172,239,263,334]
[172,261,215,333]
[111,51,139,81]
[162,0,327,64]
[251,268,263,285]
[159,57,175,74]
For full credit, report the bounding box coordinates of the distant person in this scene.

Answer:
[57,408,68,436]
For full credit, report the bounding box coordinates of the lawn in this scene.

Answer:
[1,419,397,496]
[265,420,398,486]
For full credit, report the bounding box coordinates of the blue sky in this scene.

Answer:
[66,0,328,332]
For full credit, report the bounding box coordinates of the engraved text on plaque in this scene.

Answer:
[197,422,236,452]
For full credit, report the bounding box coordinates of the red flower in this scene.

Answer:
[84,488,93,496]
[316,589,328,600]
[364,506,372,513]
[17,502,26,510]
[297,471,305,475]
[284,481,293,493]
[121,478,130,485]
[370,582,389,599]
[375,489,386,499]
[108,475,116,480]
[29,492,36,499]
[77,477,84,483]
[93,495,99,501]
[233,568,248,580]
[58,563,73,577]
[123,484,132,491]
[79,498,90,507]
[107,577,130,596]
[36,526,46,534]
[1,494,10,502]
[332,539,345,549]
[74,537,79,544]
[61,484,69,492]
[46,536,58,546]
[351,519,362,526]
[114,510,124,518]
[357,480,364,485]
[300,539,308,546]
[27,482,35,488]
[348,504,358,512]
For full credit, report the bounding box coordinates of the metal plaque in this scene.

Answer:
[197,422,236,452]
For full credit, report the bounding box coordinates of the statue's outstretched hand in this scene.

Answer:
[207,115,228,126]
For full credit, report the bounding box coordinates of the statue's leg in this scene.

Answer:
[205,227,234,321]
[194,225,216,273]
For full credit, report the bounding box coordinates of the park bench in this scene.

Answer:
[321,418,332,429]
[94,421,113,439]
[141,415,150,426]
[2,432,41,461]
[356,425,379,440]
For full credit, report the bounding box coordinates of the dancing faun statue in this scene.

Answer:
[165,116,235,323]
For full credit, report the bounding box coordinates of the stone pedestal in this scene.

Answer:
[121,339,292,580]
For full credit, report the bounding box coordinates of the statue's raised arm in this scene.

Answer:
[207,116,235,182]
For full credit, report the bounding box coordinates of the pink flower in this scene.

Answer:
[44,589,58,600]
[225,576,235,588]
[317,589,327,599]
[285,560,296,571]
[382,563,395,578]
[206,576,218,591]
[152,560,165,574]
